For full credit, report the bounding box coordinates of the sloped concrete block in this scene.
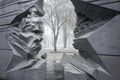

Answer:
[64,72,88,80]
[54,63,64,80]
[6,55,25,72]
[64,63,88,80]
[100,56,120,80]
[87,15,120,55]
[71,0,118,21]
[61,54,111,80]
[73,15,120,80]
[0,31,11,49]
[73,37,106,69]
[0,50,13,79]
[6,62,47,80]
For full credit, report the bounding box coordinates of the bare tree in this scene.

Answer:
[62,7,76,48]
[43,0,76,51]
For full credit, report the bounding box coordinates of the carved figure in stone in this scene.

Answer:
[8,6,44,60]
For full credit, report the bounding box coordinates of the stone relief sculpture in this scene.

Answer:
[8,6,44,60]
[0,0,120,80]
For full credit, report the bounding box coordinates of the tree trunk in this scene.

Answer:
[53,34,57,52]
[54,40,57,52]
[63,26,67,48]
[64,36,67,48]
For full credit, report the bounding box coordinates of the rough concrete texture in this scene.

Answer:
[0,50,13,79]
[87,15,120,55]
[6,55,25,72]
[54,63,64,80]
[0,0,44,25]
[0,31,11,49]
[0,0,120,80]
[61,54,111,80]
[72,0,120,12]
[99,56,120,80]
[6,61,47,80]
[71,0,120,80]
[0,0,45,78]
[71,0,118,21]
[64,63,88,80]
[73,15,120,80]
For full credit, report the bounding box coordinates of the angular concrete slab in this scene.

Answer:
[99,56,120,80]
[74,0,120,12]
[6,55,25,72]
[0,50,13,79]
[73,15,120,80]
[88,15,120,55]
[64,68,88,80]
[61,54,110,80]
[6,61,47,80]
[71,0,118,21]
[0,31,11,49]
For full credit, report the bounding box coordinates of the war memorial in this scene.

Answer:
[0,0,120,80]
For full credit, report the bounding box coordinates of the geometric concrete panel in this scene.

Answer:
[0,50,13,79]
[61,54,110,80]
[0,31,11,49]
[81,0,120,12]
[73,15,120,80]
[99,56,120,80]
[71,0,118,21]
[71,0,120,80]
[91,0,119,5]
[62,56,89,80]
[88,15,120,55]
[54,63,64,80]
[6,55,25,72]
[101,2,120,12]
[73,37,106,69]
[6,62,47,80]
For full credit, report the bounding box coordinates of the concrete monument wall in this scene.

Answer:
[71,0,120,80]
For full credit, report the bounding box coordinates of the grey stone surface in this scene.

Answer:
[7,59,39,72]
[71,0,120,79]
[0,31,11,49]
[0,0,120,80]
[64,63,88,80]
[0,0,45,79]
[101,2,120,12]
[73,38,106,69]
[71,0,118,21]
[73,15,120,80]
[6,0,44,60]
[54,63,64,80]
[6,61,47,80]
[71,0,118,39]
[61,54,110,80]
[47,59,55,80]
[90,0,120,12]
[6,55,25,72]
[64,72,88,80]
[91,0,119,4]
[87,15,120,55]
[99,56,120,80]
[0,0,44,25]
[0,50,13,79]
[77,0,120,12]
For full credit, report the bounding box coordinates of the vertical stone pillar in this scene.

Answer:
[54,63,64,80]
